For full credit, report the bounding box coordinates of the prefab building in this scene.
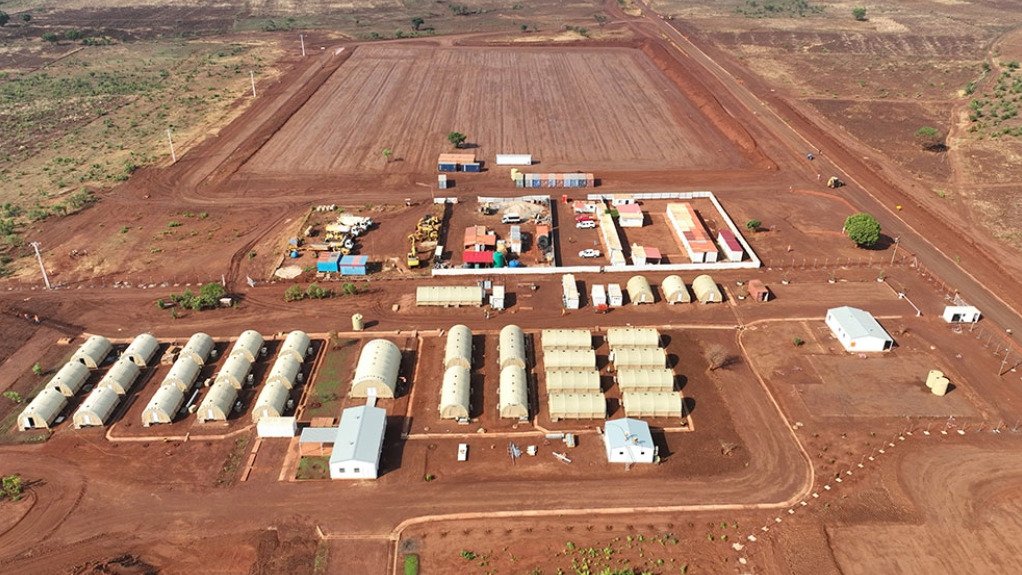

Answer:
[825,306,893,353]
[611,347,667,370]
[495,154,532,166]
[444,325,473,370]
[548,392,606,421]
[197,380,238,422]
[490,285,506,310]
[498,325,527,370]
[604,418,656,464]
[351,339,401,399]
[544,369,601,393]
[717,229,744,262]
[162,359,201,392]
[616,204,644,228]
[123,333,159,367]
[317,252,343,273]
[252,380,290,423]
[607,327,660,349]
[439,365,471,420]
[626,275,654,305]
[622,391,684,418]
[541,329,592,350]
[747,279,771,302]
[543,348,596,370]
[47,361,90,397]
[214,354,253,390]
[562,274,580,310]
[73,386,121,428]
[230,330,265,362]
[278,330,312,364]
[692,274,722,303]
[498,365,529,419]
[142,384,185,426]
[416,285,485,307]
[591,284,607,307]
[617,369,675,392]
[97,358,141,395]
[267,356,301,389]
[17,387,68,430]
[329,404,388,480]
[181,332,215,366]
[942,305,981,323]
[661,275,691,304]
[72,335,112,369]
[339,255,368,276]
[607,283,624,307]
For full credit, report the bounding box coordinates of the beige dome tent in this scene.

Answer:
[73,386,122,428]
[180,332,215,366]
[197,380,238,422]
[162,359,202,393]
[17,387,68,430]
[661,275,691,304]
[214,354,253,390]
[278,330,311,364]
[611,347,667,370]
[72,335,112,369]
[47,361,90,397]
[439,365,471,420]
[252,380,290,423]
[498,365,529,419]
[622,391,684,418]
[548,392,606,421]
[626,275,654,305]
[142,384,185,426]
[230,330,265,362]
[544,369,601,393]
[267,356,301,390]
[444,325,473,370]
[542,348,596,370]
[540,329,592,350]
[97,357,141,395]
[606,327,660,348]
[499,325,527,370]
[123,333,159,367]
[692,274,722,303]
[616,369,675,392]
[351,339,401,399]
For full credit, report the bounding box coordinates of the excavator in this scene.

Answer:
[406,234,420,269]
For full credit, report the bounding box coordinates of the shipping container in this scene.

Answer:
[316,252,343,273]
[462,162,482,172]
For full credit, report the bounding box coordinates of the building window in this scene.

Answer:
[354,468,360,473]
[338,468,345,473]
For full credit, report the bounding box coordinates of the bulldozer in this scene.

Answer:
[827,176,845,189]
[406,234,421,269]
[413,213,441,242]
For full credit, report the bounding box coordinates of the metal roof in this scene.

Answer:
[123,333,159,367]
[340,255,368,266]
[540,329,592,350]
[604,418,654,450]
[278,330,311,364]
[827,306,891,341]
[607,327,660,348]
[300,426,338,444]
[330,404,387,466]
[352,339,401,397]
[444,325,473,370]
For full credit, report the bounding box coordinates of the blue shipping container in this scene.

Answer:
[462,162,481,172]
[438,163,457,172]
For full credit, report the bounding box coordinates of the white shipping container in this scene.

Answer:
[490,285,506,310]
[495,154,533,166]
[591,284,607,307]
[562,274,580,310]
[607,283,624,307]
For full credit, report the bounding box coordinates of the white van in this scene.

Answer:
[501,213,522,224]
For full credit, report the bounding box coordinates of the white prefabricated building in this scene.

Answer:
[97,357,141,395]
[47,361,90,397]
[591,284,607,307]
[622,391,684,418]
[611,347,667,370]
[72,335,112,369]
[543,348,596,370]
[73,386,122,428]
[142,384,186,426]
[606,327,660,348]
[350,339,401,398]
[607,283,624,307]
[562,274,580,310]
[439,365,471,420]
[692,274,722,303]
[161,359,202,393]
[123,333,159,367]
[214,354,253,389]
[548,392,606,421]
[180,332,215,366]
[825,306,894,353]
[544,369,601,393]
[616,369,675,393]
[267,356,301,389]
[540,329,592,350]
[444,325,473,370]
[498,365,529,419]
[278,330,312,363]
[499,325,527,370]
[415,285,485,307]
[197,380,238,422]
[230,330,265,362]
[17,387,68,430]
[626,275,654,305]
[495,154,532,166]
[604,418,656,464]
[661,275,691,304]
[252,380,290,423]
[329,404,388,480]
[942,305,981,324]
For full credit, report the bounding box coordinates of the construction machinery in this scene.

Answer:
[406,235,421,269]
[827,176,844,189]
[412,213,441,242]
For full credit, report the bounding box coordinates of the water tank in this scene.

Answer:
[494,251,506,268]
[508,259,522,268]
[352,313,364,331]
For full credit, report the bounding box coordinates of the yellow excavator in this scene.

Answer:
[407,234,420,269]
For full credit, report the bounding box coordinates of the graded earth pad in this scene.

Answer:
[240,43,758,176]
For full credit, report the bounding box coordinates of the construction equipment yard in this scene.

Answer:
[3,1,1022,574]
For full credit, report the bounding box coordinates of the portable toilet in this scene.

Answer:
[607,283,624,307]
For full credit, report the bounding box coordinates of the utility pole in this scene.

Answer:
[166,128,176,163]
[890,236,900,265]
[250,71,257,97]
[30,242,51,290]
[300,34,306,57]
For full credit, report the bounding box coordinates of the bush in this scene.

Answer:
[793,337,805,347]
[914,126,946,151]
[2,390,22,404]
[746,219,761,232]
[170,282,226,311]
[342,282,358,296]
[852,7,867,20]
[447,131,466,148]
[0,11,8,27]
[305,283,332,299]
[284,285,304,302]
[32,362,43,376]
[843,212,881,248]
[1,475,22,501]
[42,32,59,43]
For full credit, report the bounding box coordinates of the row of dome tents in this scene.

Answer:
[198,330,265,423]
[142,332,214,426]
[440,325,472,420]
[605,328,683,419]
[612,275,723,306]
[498,325,529,419]
[539,328,606,422]
[252,331,312,423]
[18,333,159,431]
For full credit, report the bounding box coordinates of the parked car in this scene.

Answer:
[578,249,602,258]
[575,214,595,223]
[575,220,596,229]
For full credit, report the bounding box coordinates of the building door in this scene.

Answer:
[25,417,35,428]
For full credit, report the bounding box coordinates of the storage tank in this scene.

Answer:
[352,313,364,331]
[493,251,506,268]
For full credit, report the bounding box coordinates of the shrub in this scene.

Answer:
[0,11,8,27]
[2,390,22,404]
[852,7,867,20]
[284,285,304,302]
[403,554,419,575]
[447,131,466,148]
[745,219,761,232]
[1,475,22,501]
[793,337,805,347]
[32,362,43,376]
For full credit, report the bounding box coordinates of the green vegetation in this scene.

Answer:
[737,0,824,18]
[566,25,590,37]
[745,219,761,232]
[305,340,356,419]
[793,337,805,347]
[215,436,249,487]
[2,391,22,404]
[460,550,477,561]
[20,13,31,23]
[284,282,337,302]
[411,17,425,31]
[0,11,9,27]
[31,362,42,376]
[914,126,946,151]
[382,147,393,162]
[1,475,23,501]
[447,131,467,148]
[843,212,882,248]
[966,61,1022,138]
[168,282,227,311]
[403,554,419,575]
[852,7,867,21]
[296,456,330,480]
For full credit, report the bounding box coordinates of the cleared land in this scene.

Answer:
[242,44,753,175]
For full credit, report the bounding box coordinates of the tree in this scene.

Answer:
[0,11,9,27]
[31,362,43,376]
[745,219,761,232]
[704,343,738,371]
[520,23,528,33]
[914,126,945,152]
[2,391,22,404]
[20,13,31,23]
[342,282,358,295]
[411,17,424,31]
[382,147,393,163]
[284,284,304,302]
[447,131,467,149]
[197,282,226,309]
[852,7,867,21]
[1,474,23,500]
[844,212,881,248]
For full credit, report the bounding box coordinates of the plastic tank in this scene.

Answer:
[508,259,522,268]
[494,251,506,268]
[351,313,364,331]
